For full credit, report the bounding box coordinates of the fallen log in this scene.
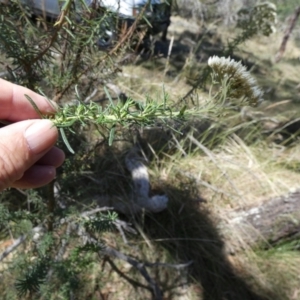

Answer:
[222,189,300,253]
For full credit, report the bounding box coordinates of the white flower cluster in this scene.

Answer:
[208,56,263,106]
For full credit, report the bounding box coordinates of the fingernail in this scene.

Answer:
[25,120,57,154]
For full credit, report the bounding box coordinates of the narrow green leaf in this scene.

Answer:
[63,27,75,39]
[64,15,73,25]
[179,105,187,116]
[56,119,76,128]
[25,94,43,118]
[60,128,75,154]
[142,16,152,28]
[104,86,114,106]
[79,0,91,12]
[108,126,115,146]
[60,0,72,11]
[74,84,80,99]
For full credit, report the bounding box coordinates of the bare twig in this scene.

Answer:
[80,207,115,217]
[163,35,174,78]
[107,255,191,297]
[77,223,192,299]
[77,228,162,299]
[113,219,137,244]
[171,132,187,156]
[274,6,300,63]
[102,244,163,299]
[83,88,98,103]
[105,256,152,291]
[101,243,192,299]
[143,260,193,270]
[0,235,27,262]
[0,226,44,262]
[114,222,129,244]
[108,2,149,55]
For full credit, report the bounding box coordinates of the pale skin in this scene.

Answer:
[0,79,65,191]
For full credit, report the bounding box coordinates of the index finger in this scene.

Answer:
[0,79,56,122]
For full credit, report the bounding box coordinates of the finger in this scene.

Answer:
[37,147,65,168]
[0,119,58,191]
[0,79,57,122]
[11,165,56,189]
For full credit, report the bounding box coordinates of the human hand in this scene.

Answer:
[0,79,65,191]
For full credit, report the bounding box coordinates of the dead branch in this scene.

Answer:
[105,256,193,298]
[100,242,192,299]
[80,207,115,217]
[74,216,191,300]
[0,226,44,262]
[0,235,27,262]
[84,233,164,300]
[274,6,300,63]
[105,256,152,291]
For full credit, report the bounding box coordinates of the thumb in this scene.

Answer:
[0,119,58,190]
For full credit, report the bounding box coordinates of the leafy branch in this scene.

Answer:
[50,98,187,128]
[26,90,217,152]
